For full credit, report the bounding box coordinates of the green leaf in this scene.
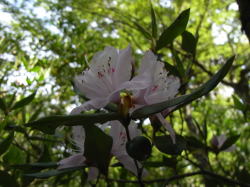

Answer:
[24,167,83,179]
[3,145,26,165]
[156,9,190,51]
[172,49,185,77]
[84,124,112,175]
[0,170,19,187]
[181,31,197,55]
[150,3,157,39]
[233,95,246,111]
[12,92,36,110]
[132,56,234,119]
[25,112,121,134]
[154,135,186,155]
[220,135,240,151]
[12,162,58,170]
[0,97,7,113]
[126,136,152,161]
[0,132,14,156]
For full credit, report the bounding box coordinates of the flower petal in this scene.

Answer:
[156,113,176,144]
[116,154,148,178]
[113,46,133,88]
[58,153,86,169]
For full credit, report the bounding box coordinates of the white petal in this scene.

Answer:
[113,46,132,88]
[116,154,148,178]
[156,113,176,144]
[217,134,227,148]
[58,154,86,169]
[128,121,141,139]
[72,126,85,153]
[139,50,157,74]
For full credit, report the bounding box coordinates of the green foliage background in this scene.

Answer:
[0,0,249,186]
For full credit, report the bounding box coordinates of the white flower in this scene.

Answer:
[129,51,180,143]
[58,121,147,180]
[110,120,147,177]
[73,46,133,112]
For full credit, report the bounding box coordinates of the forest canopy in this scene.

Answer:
[0,0,249,186]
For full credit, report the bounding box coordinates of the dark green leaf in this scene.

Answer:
[24,166,83,179]
[0,132,14,156]
[233,95,246,111]
[12,162,58,170]
[220,134,240,151]
[172,49,185,77]
[156,9,190,51]
[3,145,26,165]
[126,136,152,161]
[150,3,157,38]
[155,135,186,155]
[12,92,36,110]
[0,97,7,113]
[25,112,121,134]
[185,136,206,150]
[132,56,234,119]
[84,124,113,175]
[181,31,197,55]
[0,170,19,187]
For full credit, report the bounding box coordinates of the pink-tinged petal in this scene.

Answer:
[128,121,141,139]
[110,121,127,156]
[116,154,148,178]
[156,113,176,144]
[224,145,236,152]
[74,74,110,99]
[217,134,227,148]
[113,46,132,88]
[58,153,86,169]
[87,167,99,181]
[138,50,157,75]
[70,99,109,114]
[72,126,85,153]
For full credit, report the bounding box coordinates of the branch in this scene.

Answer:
[106,170,250,186]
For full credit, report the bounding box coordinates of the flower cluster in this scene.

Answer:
[58,46,180,180]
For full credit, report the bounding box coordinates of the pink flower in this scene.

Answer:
[110,120,147,177]
[73,46,133,112]
[129,51,180,143]
[58,121,147,180]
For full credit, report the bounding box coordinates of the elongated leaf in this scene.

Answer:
[220,135,240,151]
[0,132,14,156]
[24,166,84,179]
[156,9,190,51]
[151,3,157,38]
[84,124,113,175]
[12,162,58,170]
[12,92,36,110]
[173,49,185,77]
[132,56,234,119]
[0,97,7,113]
[26,112,121,134]
[181,31,197,55]
[154,135,186,155]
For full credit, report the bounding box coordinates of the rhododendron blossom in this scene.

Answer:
[73,46,133,112]
[58,120,147,180]
[59,46,180,179]
[129,51,180,142]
